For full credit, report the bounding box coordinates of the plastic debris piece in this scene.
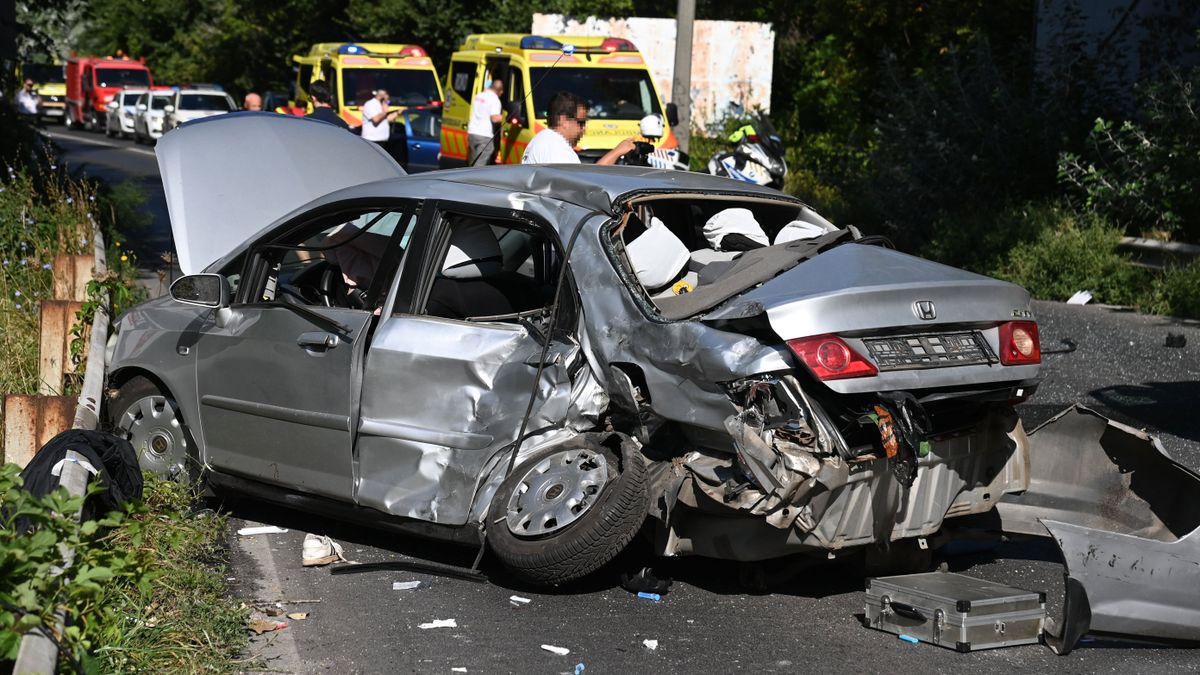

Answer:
[393,581,423,590]
[418,618,457,629]
[452,669,468,673]
[636,592,661,602]
[303,533,348,566]
[248,619,288,634]
[286,612,308,620]
[1066,290,1093,305]
[574,663,585,675]
[898,634,919,644]
[1165,333,1187,348]
[509,595,532,606]
[642,639,658,650]
[540,644,570,656]
[238,525,288,536]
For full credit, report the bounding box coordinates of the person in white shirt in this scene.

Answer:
[522,91,636,165]
[360,89,397,143]
[15,80,40,119]
[468,78,505,166]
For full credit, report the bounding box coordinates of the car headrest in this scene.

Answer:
[626,217,690,291]
[443,219,503,279]
[703,208,769,250]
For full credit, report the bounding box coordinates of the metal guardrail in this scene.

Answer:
[12,228,109,675]
[1119,236,1200,270]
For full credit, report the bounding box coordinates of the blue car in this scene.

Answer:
[402,107,440,173]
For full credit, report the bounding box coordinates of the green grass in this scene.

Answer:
[93,478,249,673]
[0,169,94,394]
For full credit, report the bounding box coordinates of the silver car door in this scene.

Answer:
[196,207,414,501]
[355,205,589,525]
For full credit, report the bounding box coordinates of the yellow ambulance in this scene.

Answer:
[440,34,679,167]
[18,62,67,122]
[290,43,444,128]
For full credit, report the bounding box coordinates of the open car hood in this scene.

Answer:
[156,112,405,274]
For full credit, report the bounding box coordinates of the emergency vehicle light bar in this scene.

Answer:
[521,36,563,50]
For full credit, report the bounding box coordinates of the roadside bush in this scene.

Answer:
[0,466,248,672]
[993,207,1152,308]
[1146,262,1200,320]
[1057,68,1200,242]
[0,169,95,395]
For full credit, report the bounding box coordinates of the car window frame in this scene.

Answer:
[235,198,424,312]
[386,199,578,332]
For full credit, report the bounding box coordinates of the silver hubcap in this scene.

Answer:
[505,449,609,537]
[119,395,188,479]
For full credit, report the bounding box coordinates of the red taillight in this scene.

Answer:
[998,321,1040,365]
[787,334,878,381]
[600,37,637,52]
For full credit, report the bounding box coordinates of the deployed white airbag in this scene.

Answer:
[443,219,503,279]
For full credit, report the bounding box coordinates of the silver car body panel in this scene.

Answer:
[155,112,405,275]
[990,405,1200,648]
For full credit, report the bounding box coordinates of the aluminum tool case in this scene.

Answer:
[864,572,1045,651]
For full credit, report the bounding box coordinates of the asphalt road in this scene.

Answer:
[47,127,1200,673]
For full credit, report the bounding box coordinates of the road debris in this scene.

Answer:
[248,619,287,634]
[574,664,585,674]
[642,639,658,650]
[620,567,672,596]
[452,669,467,673]
[898,635,919,645]
[1066,290,1093,305]
[237,525,288,536]
[392,581,424,590]
[303,533,349,566]
[509,595,532,607]
[636,592,662,602]
[540,644,570,656]
[1165,332,1186,348]
[418,619,457,629]
[286,612,308,620]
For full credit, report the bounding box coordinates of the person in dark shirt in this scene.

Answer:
[305,80,349,130]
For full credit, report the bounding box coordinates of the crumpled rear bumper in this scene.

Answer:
[992,405,1200,652]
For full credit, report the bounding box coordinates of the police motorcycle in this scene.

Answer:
[618,114,690,171]
[706,114,787,189]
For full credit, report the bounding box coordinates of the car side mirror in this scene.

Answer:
[665,102,679,128]
[136,104,147,111]
[164,104,175,113]
[170,273,230,309]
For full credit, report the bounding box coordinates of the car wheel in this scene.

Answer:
[487,432,648,585]
[107,376,201,484]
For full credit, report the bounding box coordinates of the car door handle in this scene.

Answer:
[297,331,339,349]
[413,143,422,149]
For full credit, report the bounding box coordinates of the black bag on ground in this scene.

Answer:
[18,429,143,522]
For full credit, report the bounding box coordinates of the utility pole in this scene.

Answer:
[671,0,695,154]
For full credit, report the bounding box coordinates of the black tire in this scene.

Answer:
[106,375,202,484]
[487,432,648,586]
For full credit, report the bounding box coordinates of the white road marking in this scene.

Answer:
[44,130,157,157]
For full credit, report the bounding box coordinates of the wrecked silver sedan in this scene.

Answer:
[106,114,1045,585]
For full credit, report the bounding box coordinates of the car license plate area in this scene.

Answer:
[864,332,994,371]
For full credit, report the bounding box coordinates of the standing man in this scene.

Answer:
[305,81,349,130]
[468,78,504,166]
[361,88,405,166]
[522,91,635,165]
[242,92,263,112]
[15,79,40,121]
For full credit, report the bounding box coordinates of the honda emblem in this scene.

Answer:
[913,300,937,320]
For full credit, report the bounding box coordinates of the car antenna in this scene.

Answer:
[472,42,575,165]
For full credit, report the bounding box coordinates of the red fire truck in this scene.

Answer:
[65,56,154,131]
